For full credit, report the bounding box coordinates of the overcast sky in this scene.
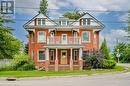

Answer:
[4,0,130,51]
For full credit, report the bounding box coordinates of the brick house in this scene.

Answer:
[24,12,104,71]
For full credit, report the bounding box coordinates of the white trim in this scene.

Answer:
[82,31,90,43]
[37,49,46,62]
[38,31,46,43]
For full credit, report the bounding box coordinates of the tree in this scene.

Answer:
[113,43,130,63]
[63,10,85,20]
[0,16,21,59]
[39,0,48,15]
[113,43,127,62]
[100,38,110,60]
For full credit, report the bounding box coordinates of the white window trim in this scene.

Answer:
[82,31,91,43]
[37,18,46,25]
[37,50,46,62]
[50,50,54,62]
[38,31,46,43]
[74,50,78,61]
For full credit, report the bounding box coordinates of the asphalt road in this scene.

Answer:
[0,72,130,86]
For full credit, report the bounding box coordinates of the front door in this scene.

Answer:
[62,34,67,44]
[61,50,67,64]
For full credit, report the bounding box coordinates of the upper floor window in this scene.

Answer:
[82,18,91,26]
[37,18,45,25]
[59,20,68,25]
[82,31,90,43]
[38,31,46,42]
[38,50,45,61]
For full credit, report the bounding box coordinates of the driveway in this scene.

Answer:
[0,72,130,86]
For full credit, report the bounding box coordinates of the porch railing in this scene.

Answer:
[47,36,81,45]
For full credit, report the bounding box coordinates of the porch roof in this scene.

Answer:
[45,44,84,49]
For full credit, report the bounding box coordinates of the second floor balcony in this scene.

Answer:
[47,36,81,45]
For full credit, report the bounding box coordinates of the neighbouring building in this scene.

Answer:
[24,12,104,71]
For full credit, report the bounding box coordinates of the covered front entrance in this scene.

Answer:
[44,47,83,71]
[61,50,67,64]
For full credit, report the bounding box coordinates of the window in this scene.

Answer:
[37,19,41,25]
[59,20,68,25]
[82,18,91,25]
[38,50,45,61]
[38,32,46,42]
[94,32,96,44]
[50,50,54,61]
[74,50,78,61]
[82,31,90,42]
[87,19,91,25]
[83,18,86,25]
[37,18,46,25]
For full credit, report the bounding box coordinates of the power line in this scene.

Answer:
[14,6,129,13]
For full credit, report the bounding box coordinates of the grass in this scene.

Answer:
[0,66,125,78]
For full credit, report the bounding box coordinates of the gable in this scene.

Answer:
[24,13,57,28]
[71,12,104,28]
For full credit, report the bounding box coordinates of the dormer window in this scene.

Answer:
[82,18,91,26]
[37,18,45,25]
[59,20,68,26]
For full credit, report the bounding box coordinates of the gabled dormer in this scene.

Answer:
[23,13,58,29]
[71,12,104,28]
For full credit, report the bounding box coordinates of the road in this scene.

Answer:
[0,72,130,86]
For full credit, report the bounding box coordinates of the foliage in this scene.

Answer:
[0,16,21,59]
[102,59,116,69]
[39,0,48,15]
[10,53,35,71]
[82,50,104,69]
[101,38,110,60]
[113,43,130,63]
[0,53,35,71]
[63,10,85,20]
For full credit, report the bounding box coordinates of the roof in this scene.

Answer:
[23,12,105,30]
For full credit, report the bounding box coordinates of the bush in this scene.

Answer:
[10,53,35,71]
[102,59,116,69]
[83,50,104,69]
[0,53,35,71]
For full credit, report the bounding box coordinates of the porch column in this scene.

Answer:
[55,48,58,71]
[70,48,73,70]
[79,48,83,70]
[45,48,49,71]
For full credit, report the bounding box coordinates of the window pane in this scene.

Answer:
[42,19,45,25]
[39,51,45,60]
[38,32,46,42]
[83,19,86,25]
[82,32,90,42]
[38,19,41,25]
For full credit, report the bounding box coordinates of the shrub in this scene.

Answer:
[10,53,35,71]
[102,59,116,69]
[83,50,104,69]
[0,53,35,71]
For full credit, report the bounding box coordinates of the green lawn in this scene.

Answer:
[0,66,125,78]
